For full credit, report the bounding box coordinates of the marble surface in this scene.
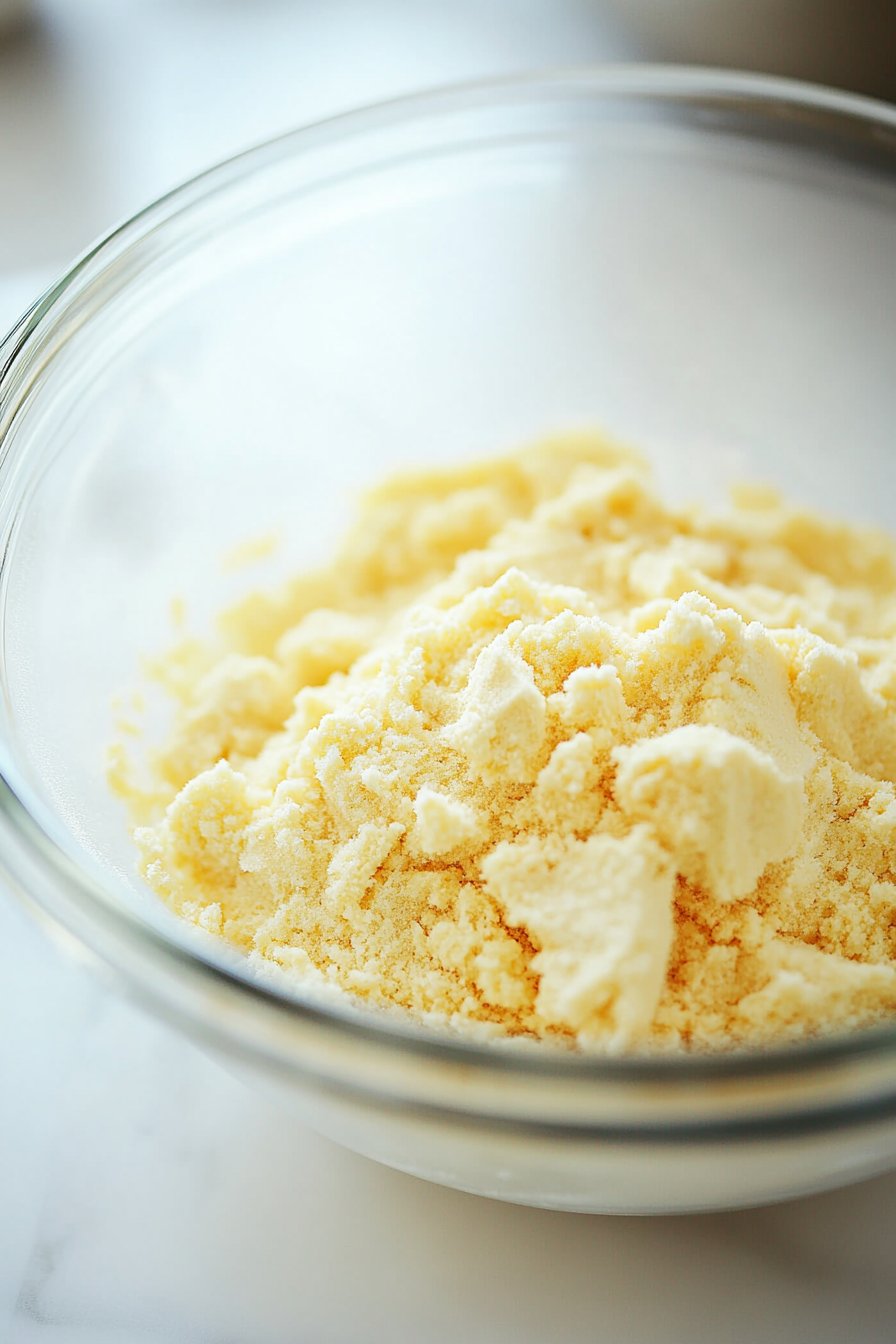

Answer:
[4,873,896,1344]
[2,6,896,1340]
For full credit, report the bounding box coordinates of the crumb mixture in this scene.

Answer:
[112,433,896,1050]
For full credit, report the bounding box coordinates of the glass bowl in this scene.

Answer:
[3,67,896,1215]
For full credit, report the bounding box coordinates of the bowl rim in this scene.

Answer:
[4,62,896,1117]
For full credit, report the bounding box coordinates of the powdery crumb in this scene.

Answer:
[443,632,546,784]
[221,530,280,572]
[411,788,483,857]
[118,431,896,1050]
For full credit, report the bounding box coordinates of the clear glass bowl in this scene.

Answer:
[3,67,896,1215]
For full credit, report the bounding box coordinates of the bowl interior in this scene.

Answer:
[3,74,896,971]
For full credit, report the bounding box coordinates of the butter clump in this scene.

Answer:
[482,827,674,1045]
[614,725,805,902]
[118,433,896,1050]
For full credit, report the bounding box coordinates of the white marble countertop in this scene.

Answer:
[4,879,896,1343]
[2,6,896,1340]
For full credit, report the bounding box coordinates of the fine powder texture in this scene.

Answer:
[116,433,896,1050]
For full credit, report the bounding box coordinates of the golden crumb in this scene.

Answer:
[220,529,281,573]
[116,432,896,1050]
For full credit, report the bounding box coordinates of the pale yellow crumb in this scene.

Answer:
[170,595,186,630]
[116,430,896,1050]
[220,530,281,573]
[113,717,141,738]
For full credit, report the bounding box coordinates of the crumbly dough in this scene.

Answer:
[115,433,896,1050]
